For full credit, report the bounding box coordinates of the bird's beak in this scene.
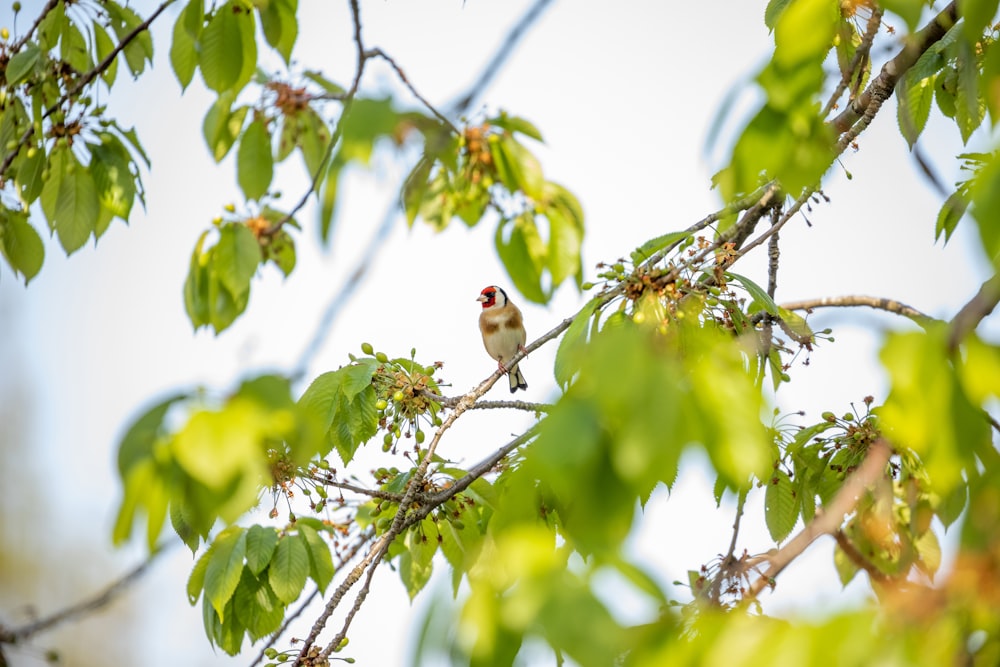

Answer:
[476,295,487,302]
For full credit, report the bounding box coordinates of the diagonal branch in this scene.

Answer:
[947,273,1000,351]
[743,440,892,601]
[0,542,176,646]
[0,0,178,176]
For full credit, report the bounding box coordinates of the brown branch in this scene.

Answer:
[947,273,1000,351]
[832,529,892,583]
[744,440,892,601]
[778,295,931,322]
[419,389,551,413]
[0,0,178,176]
[248,530,374,667]
[831,2,958,134]
[0,542,175,645]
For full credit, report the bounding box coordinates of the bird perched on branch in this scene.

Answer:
[477,285,528,393]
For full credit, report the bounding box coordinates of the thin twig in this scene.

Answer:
[367,48,460,135]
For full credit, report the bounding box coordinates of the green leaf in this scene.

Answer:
[832,543,859,586]
[487,112,544,142]
[554,299,597,389]
[39,146,99,254]
[299,524,335,593]
[6,44,41,85]
[764,0,793,30]
[897,69,935,148]
[960,0,1000,42]
[89,133,138,227]
[237,118,274,200]
[187,546,211,604]
[936,190,969,242]
[258,0,297,64]
[203,94,249,162]
[727,272,778,316]
[773,0,838,68]
[200,3,244,92]
[955,39,986,144]
[268,533,310,604]
[881,0,927,32]
[764,469,798,542]
[14,142,46,204]
[170,1,199,89]
[214,223,261,299]
[631,230,693,264]
[495,215,547,304]
[0,211,44,284]
[914,528,942,580]
[105,2,153,76]
[400,528,435,601]
[233,568,284,640]
[205,525,247,622]
[245,525,279,575]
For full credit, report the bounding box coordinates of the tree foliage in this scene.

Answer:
[3,1,1000,666]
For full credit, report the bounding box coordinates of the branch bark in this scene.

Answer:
[744,440,892,601]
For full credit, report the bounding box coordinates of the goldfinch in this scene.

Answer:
[477,285,528,393]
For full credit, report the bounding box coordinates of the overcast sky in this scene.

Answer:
[0,2,993,665]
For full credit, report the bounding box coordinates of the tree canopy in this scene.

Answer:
[2,1,1000,666]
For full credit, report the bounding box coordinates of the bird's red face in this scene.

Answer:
[477,286,499,309]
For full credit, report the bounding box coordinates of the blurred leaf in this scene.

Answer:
[488,112,544,142]
[6,44,41,85]
[258,0,297,64]
[936,189,969,242]
[879,328,987,493]
[960,0,1000,42]
[170,0,201,89]
[881,0,926,32]
[215,223,261,299]
[0,210,45,285]
[203,93,249,162]
[955,38,986,144]
[237,118,274,200]
[200,2,244,92]
[495,214,547,304]
[832,543,860,586]
[764,0,792,30]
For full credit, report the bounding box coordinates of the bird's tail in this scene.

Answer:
[508,364,527,393]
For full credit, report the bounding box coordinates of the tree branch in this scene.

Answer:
[777,295,931,322]
[448,0,556,116]
[0,542,175,646]
[831,2,958,135]
[948,273,1000,351]
[744,440,892,601]
[0,0,178,176]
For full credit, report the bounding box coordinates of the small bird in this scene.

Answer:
[477,285,528,392]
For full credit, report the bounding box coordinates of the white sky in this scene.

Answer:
[0,1,994,665]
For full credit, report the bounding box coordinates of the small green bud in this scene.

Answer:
[361,342,374,355]
[393,390,405,402]
[383,433,393,446]
[821,411,836,422]
[581,282,594,290]
[375,352,389,363]
[375,399,388,411]
[415,430,425,444]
